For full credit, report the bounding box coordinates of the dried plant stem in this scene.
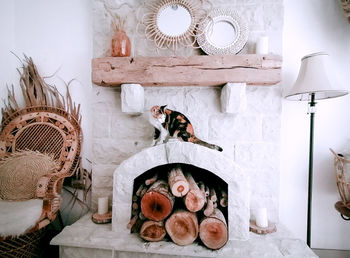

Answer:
[1,55,81,127]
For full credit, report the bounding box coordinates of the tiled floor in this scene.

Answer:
[313,249,350,258]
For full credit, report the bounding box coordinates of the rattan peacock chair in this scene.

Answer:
[0,56,82,257]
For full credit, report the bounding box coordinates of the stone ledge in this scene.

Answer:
[51,213,317,258]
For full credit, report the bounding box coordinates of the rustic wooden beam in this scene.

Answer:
[92,54,282,87]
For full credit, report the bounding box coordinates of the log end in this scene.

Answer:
[140,221,166,242]
[171,181,190,197]
[199,217,228,250]
[165,210,198,246]
[185,190,206,212]
[141,192,173,221]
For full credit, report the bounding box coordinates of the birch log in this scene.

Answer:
[199,208,228,250]
[145,173,158,186]
[141,180,175,221]
[203,197,214,217]
[168,166,189,197]
[165,209,198,246]
[140,220,166,242]
[219,188,228,208]
[184,173,206,212]
[127,215,138,230]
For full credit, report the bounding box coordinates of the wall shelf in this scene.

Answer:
[92,54,282,87]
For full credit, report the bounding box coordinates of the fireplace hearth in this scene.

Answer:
[112,141,250,242]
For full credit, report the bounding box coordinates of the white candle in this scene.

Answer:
[255,207,268,228]
[98,196,108,215]
[256,36,269,54]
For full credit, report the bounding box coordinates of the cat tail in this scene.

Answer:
[193,138,223,152]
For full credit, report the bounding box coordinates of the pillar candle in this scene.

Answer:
[256,36,269,54]
[98,196,109,215]
[255,207,268,228]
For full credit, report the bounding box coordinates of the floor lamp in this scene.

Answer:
[284,52,348,247]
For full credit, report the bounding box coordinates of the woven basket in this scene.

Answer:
[0,228,45,258]
[330,148,350,209]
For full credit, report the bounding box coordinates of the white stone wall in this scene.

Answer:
[92,0,283,222]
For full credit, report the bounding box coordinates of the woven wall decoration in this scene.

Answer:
[136,0,212,53]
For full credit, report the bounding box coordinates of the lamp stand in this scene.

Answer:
[307,92,316,247]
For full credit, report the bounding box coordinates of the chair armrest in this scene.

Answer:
[36,170,67,198]
[36,171,65,222]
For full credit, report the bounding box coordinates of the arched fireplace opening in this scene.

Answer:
[129,163,229,248]
[112,142,249,244]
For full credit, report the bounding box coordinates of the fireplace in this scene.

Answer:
[112,141,249,243]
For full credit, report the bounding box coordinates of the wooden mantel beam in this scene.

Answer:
[92,54,282,87]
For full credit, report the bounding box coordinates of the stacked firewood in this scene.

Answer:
[127,165,228,250]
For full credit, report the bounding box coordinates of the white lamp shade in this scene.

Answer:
[285,52,348,101]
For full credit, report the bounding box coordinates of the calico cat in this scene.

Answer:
[149,105,223,152]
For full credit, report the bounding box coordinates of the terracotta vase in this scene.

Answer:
[111,29,131,57]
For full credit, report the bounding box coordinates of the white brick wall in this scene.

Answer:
[92,0,283,222]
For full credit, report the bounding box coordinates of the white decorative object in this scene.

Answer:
[256,36,269,54]
[255,207,268,228]
[197,8,249,55]
[121,84,144,114]
[98,196,109,215]
[221,83,247,114]
[136,0,211,53]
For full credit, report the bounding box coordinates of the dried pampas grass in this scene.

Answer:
[1,55,81,127]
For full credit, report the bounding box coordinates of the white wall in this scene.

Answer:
[0,1,15,101]
[0,0,92,169]
[280,0,350,250]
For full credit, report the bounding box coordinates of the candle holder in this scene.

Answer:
[92,211,112,224]
[249,220,276,235]
[249,207,276,235]
[92,196,112,224]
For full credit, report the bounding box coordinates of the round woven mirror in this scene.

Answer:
[137,0,210,53]
[197,8,249,55]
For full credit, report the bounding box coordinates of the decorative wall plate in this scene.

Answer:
[197,8,249,55]
[137,0,211,53]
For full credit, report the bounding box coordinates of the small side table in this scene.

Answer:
[335,201,350,221]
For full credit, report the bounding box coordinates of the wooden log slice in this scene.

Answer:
[185,189,206,212]
[165,209,198,246]
[220,197,228,208]
[249,220,276,235]
[203,198,214,217]
[91,211,112,224]
[141,180,174,221]
[199,208,228,250]
[145,173,158,186]
[140,220,166,242]
[184,173,206,212]
[168,166,189,197]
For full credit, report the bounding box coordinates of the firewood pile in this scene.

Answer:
[127,164,228,250]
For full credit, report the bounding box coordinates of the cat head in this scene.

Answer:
[150,105,167,121]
